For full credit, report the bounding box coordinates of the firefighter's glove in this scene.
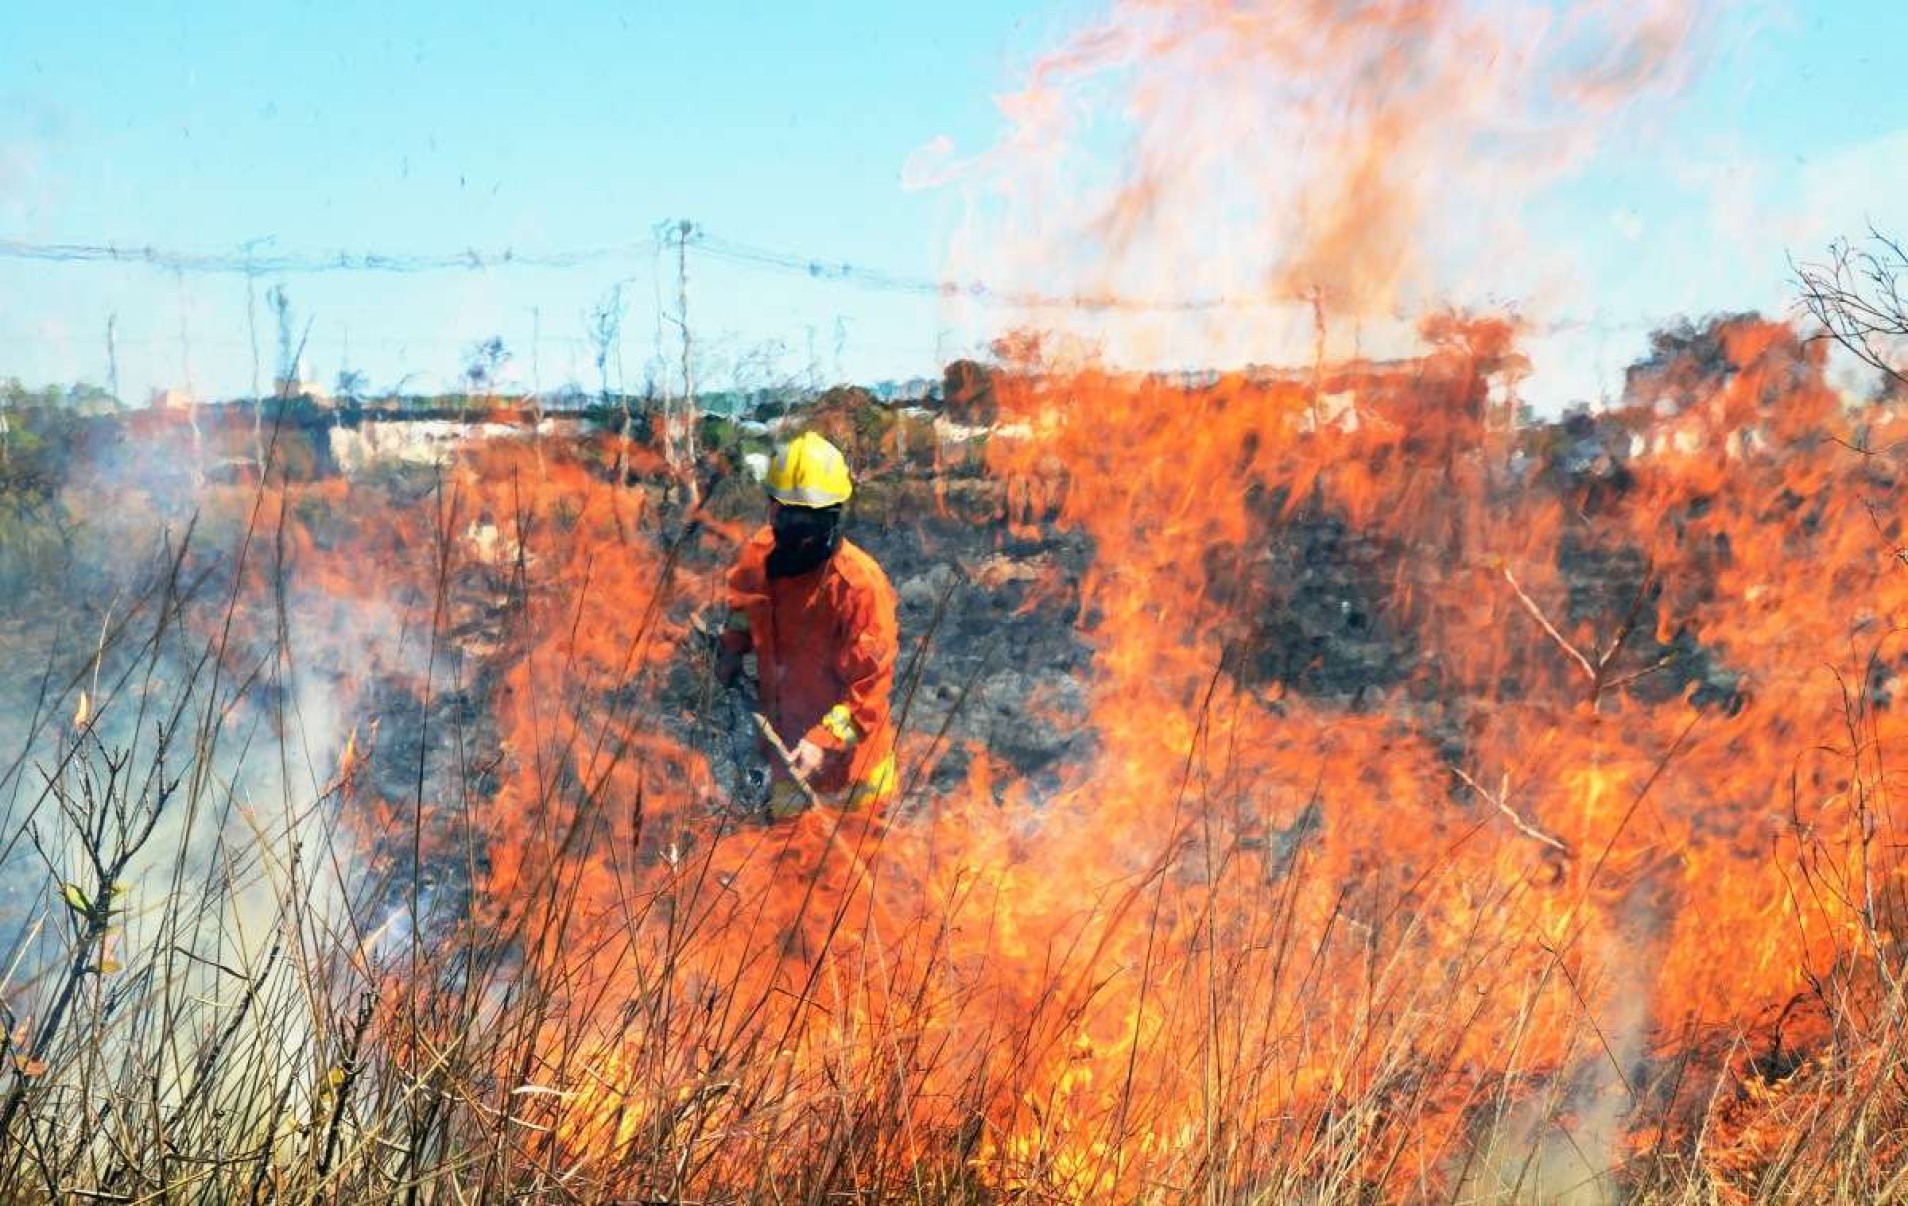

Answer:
[789,737,826,783]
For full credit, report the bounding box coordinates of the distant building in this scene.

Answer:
[274,353,333,405]
[274,375,332,406]
[871,378,936,404]
[149,387,197,410]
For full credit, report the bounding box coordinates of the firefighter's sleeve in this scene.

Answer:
[805,574,897,753]
[719,534,769,656]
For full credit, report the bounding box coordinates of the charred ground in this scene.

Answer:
[2,311,1905,1200]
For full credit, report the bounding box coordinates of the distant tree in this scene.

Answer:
[810,385,884,456]
[0,379,116,414]
[268,285,315,394]
[1624,313,1763,412]
[587,286,640,481]
[62,383,118,415]
[588,286,625,407]
[1797,229,1908,390]
[463,336,512,400]
[335,369,369,405]
[940,359,997,426]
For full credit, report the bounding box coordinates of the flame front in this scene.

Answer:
[30,3,1900,1199]
[209,310,1899,1201]
[62,300,1894,1200]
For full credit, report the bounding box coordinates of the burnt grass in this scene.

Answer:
[0,396,1748,934]
[658,407,1747,825]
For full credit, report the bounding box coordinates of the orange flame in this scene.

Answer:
[107,2,1899,1191]
[158,314,1907,1199]
[336,726,359,788]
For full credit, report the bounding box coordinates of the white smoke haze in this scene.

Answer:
[921,0,1721,386]
[907,0,1735,1187]
[0,423,447,1153]
[0,139,50,229]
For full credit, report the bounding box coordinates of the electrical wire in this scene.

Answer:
[0,226,1669,334]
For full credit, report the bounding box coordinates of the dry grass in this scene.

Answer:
[0,408,1905,1205]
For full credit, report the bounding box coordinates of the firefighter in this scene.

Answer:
[715,431,899,816]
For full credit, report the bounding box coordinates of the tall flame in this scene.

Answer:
[46,3,1900,1196]
[127,314,1905,1199]
[919,0,1711,373]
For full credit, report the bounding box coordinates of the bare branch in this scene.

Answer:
[1451,766,1573,856]
[1499,564,1597,681]
[1796,229,1908,389]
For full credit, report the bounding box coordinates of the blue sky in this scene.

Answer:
[1,1,1904,409]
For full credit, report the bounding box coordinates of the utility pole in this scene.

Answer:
[105,313,120,406]
[175,269,201,460]
[339,321,351,406]
[674,218,700,504]
[529,305,545,469]
[244,247,263,400]
[530,305,542,402]
[242,237,271,470]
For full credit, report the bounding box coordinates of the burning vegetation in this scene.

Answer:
[1,306,1906,1201]
[1,5,1903,1199]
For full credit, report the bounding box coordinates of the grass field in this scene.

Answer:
[2,319,1907,1203]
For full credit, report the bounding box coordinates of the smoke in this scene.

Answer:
[921,0,1717,372]
[0,414,427,1131]
[896,1,1739,1188]
[0,140,48,228]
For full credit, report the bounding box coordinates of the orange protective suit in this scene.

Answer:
[719,526,898,803]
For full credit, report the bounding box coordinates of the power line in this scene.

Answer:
[0,227,1287,312]
[690,230,1316,313]
[0,237,650,275]
[0,226,1678,334]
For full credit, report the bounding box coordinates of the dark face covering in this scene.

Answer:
[767,503,844,579]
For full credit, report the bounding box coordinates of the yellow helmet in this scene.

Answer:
[765,431,853,507]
